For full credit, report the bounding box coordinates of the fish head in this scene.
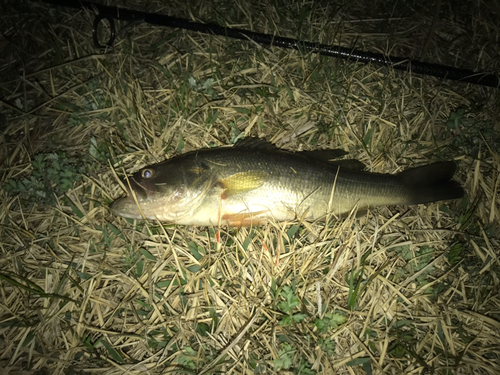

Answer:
[110,159,212,222]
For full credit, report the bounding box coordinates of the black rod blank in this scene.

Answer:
[40,0,499,88]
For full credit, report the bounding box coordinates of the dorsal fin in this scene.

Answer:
[233,137,277,150]
[232,137,363,170]
[327,159,366,170]
[298,149,348,160]
[233,138,349,158]
[297,150,365,170]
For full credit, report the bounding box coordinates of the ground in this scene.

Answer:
[0,0,499,374]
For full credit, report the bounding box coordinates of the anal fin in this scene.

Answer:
[221,210,269,227]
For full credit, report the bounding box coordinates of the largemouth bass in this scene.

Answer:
[110,138,464,226]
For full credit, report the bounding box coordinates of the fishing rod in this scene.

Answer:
[39,0,499,88]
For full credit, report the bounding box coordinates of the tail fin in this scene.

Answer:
[398,161,464,205]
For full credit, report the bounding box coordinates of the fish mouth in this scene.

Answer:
[110,196,144,219]
[109,178,151,219]
[123,177,150,200]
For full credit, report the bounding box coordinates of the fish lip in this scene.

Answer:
[109,177,152,220]
[109,196,142,219]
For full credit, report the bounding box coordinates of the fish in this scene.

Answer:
[110,138,464,226]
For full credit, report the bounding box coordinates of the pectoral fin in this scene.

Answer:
[218,171,268,198]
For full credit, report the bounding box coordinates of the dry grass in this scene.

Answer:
[1,0,499,374]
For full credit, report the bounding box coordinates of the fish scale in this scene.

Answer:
[111,138,464,226]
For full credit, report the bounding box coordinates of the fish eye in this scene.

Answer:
[142,168,154,179]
